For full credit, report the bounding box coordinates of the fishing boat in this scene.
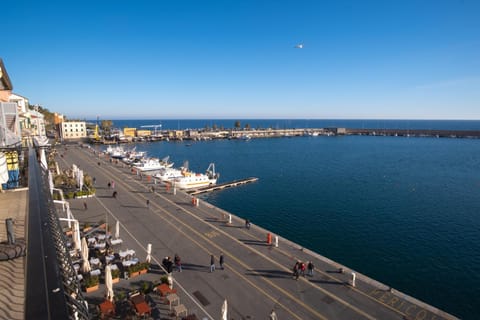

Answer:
[173,163,219,189]
[133,156,174,172]
[105,146,126,159]
[154,161,188,181]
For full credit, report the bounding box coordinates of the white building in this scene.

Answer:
[60,121,87,140]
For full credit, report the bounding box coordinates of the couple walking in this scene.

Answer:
[210,253,225,272]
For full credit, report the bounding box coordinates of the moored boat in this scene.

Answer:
[173,163,219,189]
[133,156,174,172]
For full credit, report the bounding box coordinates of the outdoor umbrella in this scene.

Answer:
[105,265,114,302]
[146,243,152,263]
[81,237,91,273]
[72,221,81,251]
[221,299,228,320]
[115,220,120,239]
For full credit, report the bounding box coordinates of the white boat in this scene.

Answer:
[122,148,147,164]
[173,163,219,189]
[154,167,184,182]
[106,146,126,159]
[133,156,174,172]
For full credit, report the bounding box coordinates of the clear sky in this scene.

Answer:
[2,0,480,120]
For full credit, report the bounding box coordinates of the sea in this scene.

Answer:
[101,119,480,319]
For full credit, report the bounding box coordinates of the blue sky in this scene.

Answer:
[2,0,479,119]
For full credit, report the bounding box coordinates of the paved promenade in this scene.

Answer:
[58,144,458,320]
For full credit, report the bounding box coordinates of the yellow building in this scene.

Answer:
[136,130,151,137]
[123,127,136,137]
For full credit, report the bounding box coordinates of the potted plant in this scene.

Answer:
[111,268,120,284]
[138,262,150,275]
[83,274,100,293]
[128,264,141,278]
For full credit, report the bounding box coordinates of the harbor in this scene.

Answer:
[53,143,458,319]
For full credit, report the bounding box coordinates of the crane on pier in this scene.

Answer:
[140,124,162,136]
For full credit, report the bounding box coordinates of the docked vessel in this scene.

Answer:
[173,163,219,189]
[154,167,184,181]
[133,156,174,172]
[106,145,126,159]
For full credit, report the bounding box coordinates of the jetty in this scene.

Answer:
[187,177,259,195]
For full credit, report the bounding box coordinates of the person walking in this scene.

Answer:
[245,219,251,230]
[300,261,306,277]
[293,262,300,280]
[83,201,88,211]
[307,261,314,276]
[93,177,96,185]
[219,253,224,270]
[146,199,150,209]
[210,254,215,272]
[269,309,278,320]
[174,254,182,272]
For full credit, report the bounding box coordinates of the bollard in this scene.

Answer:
[228,214,232,224]
[6,218,15,244]
[267,233,272,245]
[351,272,356,287]
[196,198,200,207]
[274,236,279,248]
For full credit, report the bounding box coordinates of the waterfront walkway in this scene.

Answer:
[57,144,458,319]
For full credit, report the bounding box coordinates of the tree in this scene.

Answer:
[234,120,241,130]
[245,123,251,130]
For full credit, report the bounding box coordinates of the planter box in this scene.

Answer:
[139,269,148,275]
[129,271,140,278]
[112,277,120,284]
[84,284,99,293]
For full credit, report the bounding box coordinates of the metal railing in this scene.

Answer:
[25,147,90,319]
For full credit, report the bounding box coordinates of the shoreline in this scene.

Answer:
[64,143,459,319]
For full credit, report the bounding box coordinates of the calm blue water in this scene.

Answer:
[101,120,480,319]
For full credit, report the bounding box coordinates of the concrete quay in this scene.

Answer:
[57,144,459,320]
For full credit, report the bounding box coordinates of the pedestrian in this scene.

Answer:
[219,253,224,270]
[111,180,115,189]
[307,261,314,276]
[93,177,96,185]
[269,309,278,320]
[300,261,306,277]
[146,199,150,208]
[245,219,251,230]
[83,201,88,210]
[107,182,111,188]
[174,254,182,272]
[210,254,215,272]
[293,262,300,280]
[112,191,117,198]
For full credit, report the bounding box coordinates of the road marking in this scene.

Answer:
[76,147,378,319]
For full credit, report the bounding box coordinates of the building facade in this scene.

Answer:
[60,121,87,139]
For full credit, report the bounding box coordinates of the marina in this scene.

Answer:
[53,143,459,319]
